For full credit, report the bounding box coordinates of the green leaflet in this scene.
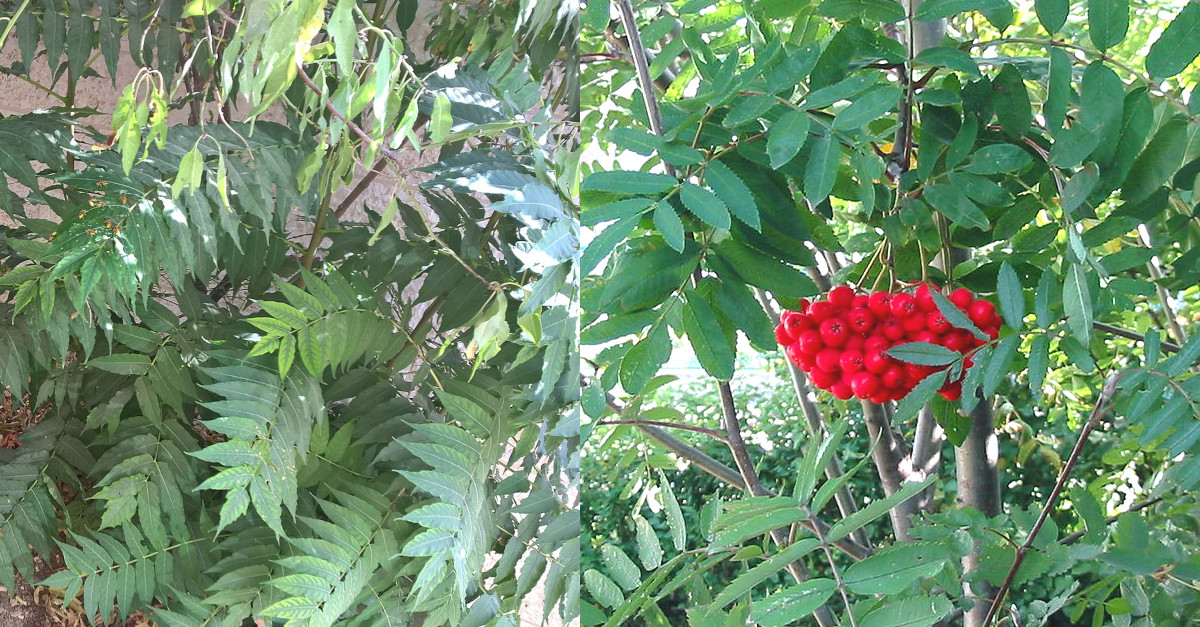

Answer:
[1146,2,1200,78]
[1088,0,1129,49]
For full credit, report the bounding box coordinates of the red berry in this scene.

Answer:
[904,362,930,381]
[927,312,952,334]
[943,331,971,352]
[903,314,927,334]
[796,350,817,371]
[830,381,855,400]
[882,365,906,389]
[786,344,805,366]
[816,349,842,373]
[775,323,794,345]
[913,330,938,345]
[890,293,918,318]
[949,287,974,309]
[939,380,963,400]
[848,308,875,334]
[968,300,996,327]
[797,298,811,313]
[915,284,940,312]
[840,349,865,374]
[810,368,838,389]
[783,310,810,336]
[809,301,835,322]
[829,286,855,309]
[797,330,823,355]
[853,294,870,309]
[865,335,889,352]
[819,318,849,347]
[865,349,891,374]
[868,292,892,317]
[882,318,906,341]
[845,335,865,351]
[850,372,880,398]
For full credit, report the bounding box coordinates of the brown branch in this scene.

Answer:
[1093,321,1182,353]
[982,375,1120,625]
[333,158,389,219]
[1058,497,1164,546]
[603,393,872,561]
[597,419,728,441]
[296,65,406,167]
[861,400,920,541]
[718,382,838,627]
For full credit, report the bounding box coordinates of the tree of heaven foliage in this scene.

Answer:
[0,0,581,624]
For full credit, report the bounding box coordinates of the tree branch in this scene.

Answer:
[598,419,728,441]
[982,375,1120,625]
[718,382,838,627]
[602,394,873,561]
[296,65,406,167]
[860,400,921,541]
[1058,497,1164,546]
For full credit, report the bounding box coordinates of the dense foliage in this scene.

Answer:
[0,0,579,625]
[581,0,1200,625]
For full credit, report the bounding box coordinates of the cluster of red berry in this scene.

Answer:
[775,285,1001,402]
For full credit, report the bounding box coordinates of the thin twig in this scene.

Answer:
[1058,497,1164,546]
[982,375,1121,625]
[718,383,838,627]
[597,419,728,441]
[1093,321,1182,353]
[602,393,872,561]
[297,65,406,166]
[333,158,390,219]
[613,0,676,179]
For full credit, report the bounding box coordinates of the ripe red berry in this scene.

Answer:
[913,330,938,345]
[830,381,855,400]
[829,286,855,309]
[949,287,974,309]
[904,362,934,382]
[775,323,795,345]
[868,291,892,317]
[914,284,940,312]
[850,372,880,398]
[864,349,890,374]
[816,349,843,373]
[882,365,906,389]
[840,349,865,374]
[903,314,927,334]
[882,318,906,341]
[865,335,889,352]
[853,294,869,309]
[943,330,971,352]
[810,368,839,389]
[939,380,963,400]
[809,301,835,323]
[927,312,952,334]
[890,293,917,318]
[798,329,823,355]
[819,318,849,347]
[968,300,996,328]
[845,335,865,351]
[848,308,875,334]
[783,310,810,336]
[786,344,805,366]
[797,298,811,313]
